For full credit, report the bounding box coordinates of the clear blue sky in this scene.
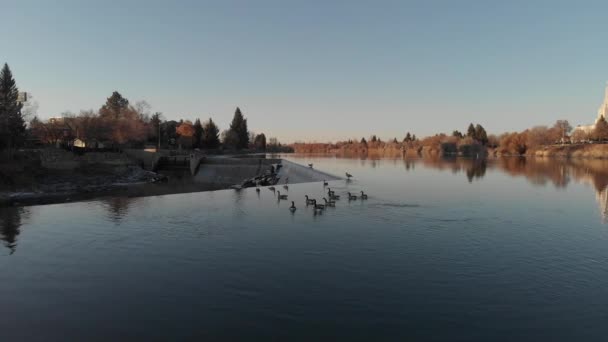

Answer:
[3,0,608,142]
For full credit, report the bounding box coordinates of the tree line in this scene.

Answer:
[30,90,271,151]
[0,62,283,153]
[292,120,579,156]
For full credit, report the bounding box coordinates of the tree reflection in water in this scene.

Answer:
[0,207,29,254]
[103,197,141,223]
[408,156,608,223]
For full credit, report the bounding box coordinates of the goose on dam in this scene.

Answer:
[345,172,353,179]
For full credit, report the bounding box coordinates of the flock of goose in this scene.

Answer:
[255,172,368,213]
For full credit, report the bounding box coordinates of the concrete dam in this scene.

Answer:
[193,157,341,188]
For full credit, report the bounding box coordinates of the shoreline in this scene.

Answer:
[0,152,340,208]
[0,182,225,207]
[291,142,608,160]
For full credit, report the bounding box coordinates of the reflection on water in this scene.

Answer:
[102,196,142,223]
[403,156,608,223]
[0,207,28,254]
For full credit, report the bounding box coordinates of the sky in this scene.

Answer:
[3,0,608,143]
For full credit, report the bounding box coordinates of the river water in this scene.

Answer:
[1,155,608,341]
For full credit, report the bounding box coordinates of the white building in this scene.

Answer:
[575,83,608,134]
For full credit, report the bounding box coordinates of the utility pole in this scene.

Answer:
[158,120,161,152]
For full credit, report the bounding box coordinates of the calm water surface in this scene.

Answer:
[1,155,608,341]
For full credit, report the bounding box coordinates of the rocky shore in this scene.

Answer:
[0,163,164,207]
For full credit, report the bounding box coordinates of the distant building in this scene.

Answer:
[49,117,65,124]
[70,139,107,149]
[72,138,86,148]
[575,83,608,134]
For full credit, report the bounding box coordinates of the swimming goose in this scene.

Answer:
[327,187,335,196]
[312,199,325,210]
[289,201,297,212]
[305,195,316,205]
[323,198,336,207]
[277,191,288,200]
[345,172,353,179]
[323,180,328,186]
[347,192,358,200]
[360,191,368,199]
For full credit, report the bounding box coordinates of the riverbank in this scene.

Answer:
[0,148,340,207]
[522,143,608,158]
[292,141,608,159]
[0,161,164,207]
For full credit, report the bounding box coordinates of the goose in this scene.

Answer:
[323,198,336,207]
[327,187,335,196]
[345,172,353,179]
[329,193,341,200]
[308,163,314,168]
[283,184,289,190]
[312,199,325,210]
[305,195,316,205]
[323,180,328,186]
[348,192,358,200]
[256,187,260,193]
[360,191,368,199]
[289,201,297,212]
[277,191,288,200]
[268,186,276,191]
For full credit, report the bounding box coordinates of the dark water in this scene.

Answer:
[2,155,608,341]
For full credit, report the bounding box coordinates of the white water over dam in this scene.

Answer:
[275,159,341,184]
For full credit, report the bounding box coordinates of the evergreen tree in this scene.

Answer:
[360,137,367,145]
[193,118,203,148]
[467,123,476,139]
[475,124,488,145]
[371,135,377,142]
[229,107,249,149]
[404,132,412,142]
[201,118,220,149]
[0,63,25,152]
[393,137,398,143]
[452,130,463,138]
[412,134,417,141]
[100,91,129,119]
[253,133,267,150]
